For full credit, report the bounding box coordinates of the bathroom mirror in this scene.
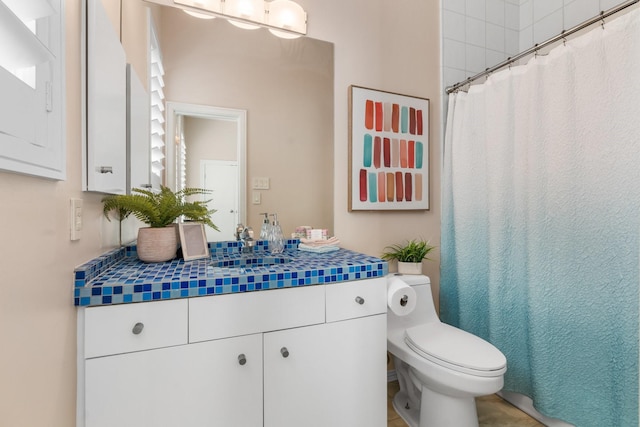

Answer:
[86,0,334,240]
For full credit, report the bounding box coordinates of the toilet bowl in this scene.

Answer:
[387,274,507,427]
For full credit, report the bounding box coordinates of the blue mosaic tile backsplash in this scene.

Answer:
[74,240,388,307]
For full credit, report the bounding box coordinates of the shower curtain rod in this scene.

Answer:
[445,0,639,94]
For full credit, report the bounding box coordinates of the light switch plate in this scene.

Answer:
[70,198,83,241]
[252,177,270,190]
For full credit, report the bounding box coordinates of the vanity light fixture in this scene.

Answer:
[266,0,305,39]
[173,0,307,38]
[225,0,263,29]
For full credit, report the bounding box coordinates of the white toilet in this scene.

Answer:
[387,274,507,427]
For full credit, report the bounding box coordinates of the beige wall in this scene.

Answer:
[184,116,237,188]
[0,1,440,425]
[303,0,442,293]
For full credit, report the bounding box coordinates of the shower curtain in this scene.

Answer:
[441,8,639,427]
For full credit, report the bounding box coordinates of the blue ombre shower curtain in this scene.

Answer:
[441,8,640,427]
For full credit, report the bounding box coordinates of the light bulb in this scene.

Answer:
[175,0,221,19]
[267,0,306,36]
[225,0,264,29]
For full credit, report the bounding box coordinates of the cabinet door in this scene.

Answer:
[85,0,127,193]
[85,334,262,427]
[264,314,387,427]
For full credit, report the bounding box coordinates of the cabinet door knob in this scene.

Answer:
[280,347,289,358]
[132,322,144,335]
[355,296,365,305]
[238,354,247,365]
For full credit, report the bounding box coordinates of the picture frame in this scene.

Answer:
[348,85,430,211]
[178,223,210,261]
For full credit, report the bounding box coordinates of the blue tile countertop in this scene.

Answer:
[74,239,388,307]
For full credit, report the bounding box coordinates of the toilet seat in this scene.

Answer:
[404,323,507,377]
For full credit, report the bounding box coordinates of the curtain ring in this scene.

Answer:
[561,30,566,46]
[507,57,512,70]
[534,44,539,58]
[600,11,605,29]
[464,78,472,92]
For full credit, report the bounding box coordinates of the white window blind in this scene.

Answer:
[149,22,165,189]
[179,126,187,191]
[0,0,65,179]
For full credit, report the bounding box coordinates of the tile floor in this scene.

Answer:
[387,381,545,427]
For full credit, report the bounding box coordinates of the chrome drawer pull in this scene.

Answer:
[132,322,144,335]
[355,296,365,305]
[238,354,247,366]
[280,347,289,358]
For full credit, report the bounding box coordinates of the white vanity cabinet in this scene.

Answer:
[77,278,387,427]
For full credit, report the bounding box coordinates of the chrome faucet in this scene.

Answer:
[236,224,255,254]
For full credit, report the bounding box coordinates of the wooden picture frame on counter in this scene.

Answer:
[178,223,209,261]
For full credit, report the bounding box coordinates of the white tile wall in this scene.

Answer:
[442,0,630,91]
[465,17,486,46]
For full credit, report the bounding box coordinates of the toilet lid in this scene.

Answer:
[404,323,507,377]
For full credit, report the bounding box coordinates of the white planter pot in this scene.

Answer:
[397,261,423,275]
[136,225,178,263]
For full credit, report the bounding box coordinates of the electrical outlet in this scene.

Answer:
[252,192,261,204]
[70,198,83,241]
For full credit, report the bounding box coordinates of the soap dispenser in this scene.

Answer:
[259,212,271,240]
[268,213,284,254]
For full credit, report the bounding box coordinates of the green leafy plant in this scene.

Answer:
[102,186,219,230]
[381,239,436,263]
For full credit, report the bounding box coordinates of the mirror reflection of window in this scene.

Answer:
[149,20,165,189]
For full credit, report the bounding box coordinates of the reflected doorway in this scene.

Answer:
[201,160,238,241]
[166,102,247,241]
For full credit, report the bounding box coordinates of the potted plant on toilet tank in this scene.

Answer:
[102,186,218,262]
[382,239,436,275]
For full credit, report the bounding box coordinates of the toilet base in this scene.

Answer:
[392,390,420,427]
[392,388,479,427]
[419,385,479,427]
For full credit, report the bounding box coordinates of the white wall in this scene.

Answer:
[442,0,630,90]
[0,0,441,425]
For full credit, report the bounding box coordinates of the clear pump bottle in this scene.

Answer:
[268,213,284,254]
[259,212,271,240]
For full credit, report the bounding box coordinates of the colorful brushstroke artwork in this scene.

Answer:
[349,86,429,211]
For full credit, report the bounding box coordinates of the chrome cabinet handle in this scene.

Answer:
[355,296,365,305]
[98,166,113,174]
[238,354,247,365]
[280,347,289,358]
[132,322,144,335]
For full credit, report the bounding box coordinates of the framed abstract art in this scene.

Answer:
[348,85,430,211]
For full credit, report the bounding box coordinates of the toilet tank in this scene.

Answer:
[387,274,440,330]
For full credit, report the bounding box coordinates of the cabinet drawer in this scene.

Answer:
[189,285,325,343]
[84,299,188,358]
[326,278,387,322]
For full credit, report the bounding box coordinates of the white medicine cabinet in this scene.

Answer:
[0,0,65,180]
[82,0,154,194]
